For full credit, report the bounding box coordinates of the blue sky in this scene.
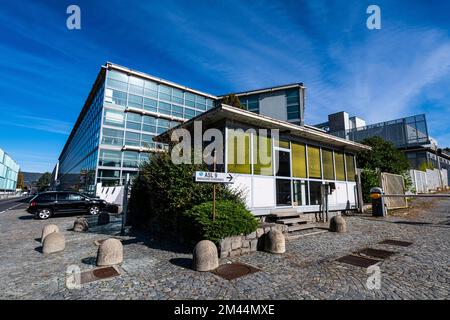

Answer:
[1,0,449,172]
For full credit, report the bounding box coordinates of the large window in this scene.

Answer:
[346,154,356,181]
[322,149,334,180]
[276,179,292,206]
[253,135,272,175]
[309,181,322,205]
[123,151,139,168]
[126,113,142,131]
[103,109,125,128]
[227,129,251,174]
[292,142,306,178]
[99,149,121,167]
[307,146,321,179]
[125,131,140,146]
[101,128,123,146]
[105,89,127,107]
[275,151,291,177]
[335,152,346,181]
[293,180,308,206]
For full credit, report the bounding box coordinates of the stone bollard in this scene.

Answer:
[96,238,123,266]
[97,211,110,226]
[330,215,347,233]
[73,217,89,232]
[192,240,219,272]
[41,224,59,244]
[42,232,65,254]
[264,230,285,254]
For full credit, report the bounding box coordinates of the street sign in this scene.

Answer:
[194,171,235,184]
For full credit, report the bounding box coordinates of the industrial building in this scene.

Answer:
[315,111,450,184]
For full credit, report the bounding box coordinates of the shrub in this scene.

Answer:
[183,200,259,243]
[361,169,379,203]
[128,151,244,238]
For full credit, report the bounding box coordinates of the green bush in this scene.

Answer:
[361,169,379,203]
[128,151,244,238]
[183,200,259,243]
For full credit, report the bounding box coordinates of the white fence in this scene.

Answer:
[409,168,448,194]
[96,185,124,206]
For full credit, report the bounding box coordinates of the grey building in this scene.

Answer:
[220,83,306,126]
[315,111,450,184]
[53,63,318,196]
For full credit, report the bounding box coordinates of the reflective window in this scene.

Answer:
[125,131,140,146]
[159,101,171,115]
[293,180,308,206]
[253,135,272,175]
[99,149,121,167]
[335,152,346,181]
[292,142,306,178]
[126,113,142,131]
[307,146,321,179]
[227,129,251,174]
[309,181,322,205]
[143,98,157,113]
[322,149,334,180]
[103,109,125,128]
[101,128,123,146]
[128,94,143,108]
[346,154,356,181]
[123,151,139,168]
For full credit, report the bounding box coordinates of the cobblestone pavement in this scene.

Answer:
[0,197,449,300]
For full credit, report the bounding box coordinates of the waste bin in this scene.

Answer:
[370,187,386,217]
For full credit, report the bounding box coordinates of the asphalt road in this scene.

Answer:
[0,196,31,213]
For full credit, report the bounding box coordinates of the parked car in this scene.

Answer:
[27,191,108,220]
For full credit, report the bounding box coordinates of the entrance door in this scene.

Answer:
[274,144,292,207]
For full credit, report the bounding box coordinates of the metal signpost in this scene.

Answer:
[194,171,235,221]
[121,173,130,235]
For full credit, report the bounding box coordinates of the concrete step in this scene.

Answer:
[277,217,309,225]
[268,210,301,218]
[288,223,316,232]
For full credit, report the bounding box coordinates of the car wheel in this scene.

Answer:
[89,205,100,215]
[37,208,52,220]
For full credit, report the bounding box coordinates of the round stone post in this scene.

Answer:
[96,238,123,266]
[41,224,59,244]
[330,215,347,233]
[264,230,286,254]
[192,240,219,272]
[42,232,65,254]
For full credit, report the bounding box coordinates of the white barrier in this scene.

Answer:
[409,168,448,193]
[96,185,124,205]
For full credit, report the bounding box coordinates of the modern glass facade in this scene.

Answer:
[226,128,357,207]
[55,63,216,194]
[0,147,19,191]
[226,84,305,126]
[327,114,430,149]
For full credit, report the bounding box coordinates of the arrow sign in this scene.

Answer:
[194,171,235,184]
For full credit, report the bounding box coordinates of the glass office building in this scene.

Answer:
[54,63,216,195]
[0,147,19,192]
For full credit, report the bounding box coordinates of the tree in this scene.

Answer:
[36,172,52,192]
[357,137,410,202]
[357,137,410,174]
[220,94,244,109]
[16,171,25,190]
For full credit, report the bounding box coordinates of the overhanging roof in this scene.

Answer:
[155,104,371,152]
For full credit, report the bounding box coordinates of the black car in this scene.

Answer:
[27,191,107,220]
